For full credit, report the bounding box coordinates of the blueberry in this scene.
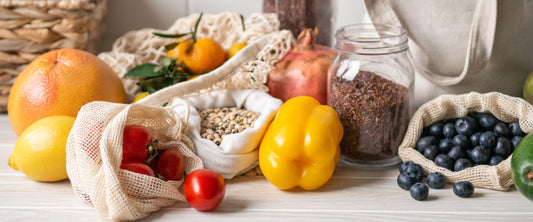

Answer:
[479,131,496,149]
[427,172,446,189]
[404,162,424,181]
[494,137,512,157]
[429,122,444,138]
[494,122,511,138]
[443,123,456,138]
[434,154,454,170]
[511,136,523,148]
[416,136,437,152]
[470,146,490,164]
[423,145,439,160]
[489,155,505,166]
[439,139,455,153]
[455,117,477,136]
[509,122,526,137]
[478,113,498,129]
[410,182,429,201]
[399,161,414,174]
[453,134,470,149]
[470,132,482,147]
[397,172,419,190]
[454,158,472,171]
[448,146,466,160]
[453,181,474,198]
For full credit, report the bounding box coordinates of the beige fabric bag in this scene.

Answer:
[364,0,533,107]
[172,89,283,179]
[399,92,533,191]
[66,102,203,221]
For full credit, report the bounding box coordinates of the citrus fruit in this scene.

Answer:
[523,70,533,104]
[132,92,149,103]
[8,116,75,182]
[8,48,127,135]
[227,42,247,59]
[176,38,226,74]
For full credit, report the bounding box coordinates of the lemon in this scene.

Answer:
[132,91,149,103]
[227,42,248,59]
[8,116,76,182]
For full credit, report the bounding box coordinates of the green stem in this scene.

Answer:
[240,14,245,31]
[191,12,203,43]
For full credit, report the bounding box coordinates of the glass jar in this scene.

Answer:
[263,0,335,46]
[327,24,414,167]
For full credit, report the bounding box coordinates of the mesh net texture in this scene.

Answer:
[399,92,533,191]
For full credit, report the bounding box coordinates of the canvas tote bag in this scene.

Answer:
[364,0,533,107]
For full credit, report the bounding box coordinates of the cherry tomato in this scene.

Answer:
[121,162,155,177]
[157,149,185,181]
[122,124,151,164]
[184,169,225,211]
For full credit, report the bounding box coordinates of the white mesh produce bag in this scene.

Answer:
[399,92,533,191]
[66,102,203,221]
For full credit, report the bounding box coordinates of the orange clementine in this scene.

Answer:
[175,38,226,74]
[8,48,127,135]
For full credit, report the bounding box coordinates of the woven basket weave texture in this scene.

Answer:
[0,0,107,112]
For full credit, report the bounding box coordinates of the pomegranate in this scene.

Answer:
[267,28,335,105]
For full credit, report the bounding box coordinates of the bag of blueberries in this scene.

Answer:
[399,92,533,191]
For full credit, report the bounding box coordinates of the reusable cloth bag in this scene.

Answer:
[172,89,283,179]
[66,102,203,221]
[364,0,533,107]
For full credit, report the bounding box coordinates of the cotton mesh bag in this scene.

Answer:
[97,12,292,100]
[66,101,203,221]
[399,92,533,191]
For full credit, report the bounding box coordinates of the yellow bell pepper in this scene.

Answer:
[259,96,343,191]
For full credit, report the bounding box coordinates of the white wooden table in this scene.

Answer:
[0,114,531,221]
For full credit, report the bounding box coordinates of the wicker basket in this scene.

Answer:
[0,0,107,112]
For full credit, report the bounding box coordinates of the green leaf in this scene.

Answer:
[161,57,175,67]
[162,102,169,107]
[124,64,161,78]
[164,42,179,51]
[152,32,189,39]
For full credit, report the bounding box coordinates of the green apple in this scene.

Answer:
[523,70,533,104]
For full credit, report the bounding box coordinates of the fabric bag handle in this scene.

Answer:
[364,0,497,86]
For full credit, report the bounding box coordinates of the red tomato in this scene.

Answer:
[157,149,185,181]
[121,162,155,177]
[122,124,151,164]
[184,169,225,211]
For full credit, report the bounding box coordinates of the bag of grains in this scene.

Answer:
[399,92,533,191]
[66,102,203,221]
[171,89,283,179]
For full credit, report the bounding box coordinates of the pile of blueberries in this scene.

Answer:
[398,161,474,200]
[416,112,525,171]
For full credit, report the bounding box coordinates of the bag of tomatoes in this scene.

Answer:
[66,101,204,220]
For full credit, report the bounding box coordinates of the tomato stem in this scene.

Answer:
[145,139,160,165]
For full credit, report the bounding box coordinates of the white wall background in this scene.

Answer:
[100,0,366,51]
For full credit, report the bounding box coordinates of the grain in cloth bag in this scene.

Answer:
[67,13,294,220]
[364,1,533,190]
